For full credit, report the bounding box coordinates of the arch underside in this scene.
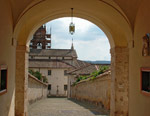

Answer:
[13,1,133,116]
[14,0,133,48]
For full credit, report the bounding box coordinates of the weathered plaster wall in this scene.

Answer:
[0,0,16,116]
[28,74,47,104]
[28,74,48,104]
[71,72,111,110]
[129,0,150,116]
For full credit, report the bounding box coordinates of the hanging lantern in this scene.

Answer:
[69,22,75,35]
[69,8,75,35]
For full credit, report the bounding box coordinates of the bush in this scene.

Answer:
[29,69,34,75]
[28,69,48,83]
[42,76,48,83]
[73,65,109,84]
[33,71,42,80]
[89,66,109,80]
[76,76,88,82]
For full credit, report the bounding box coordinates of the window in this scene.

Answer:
[64,85,67,91]
[37,42,42,49]
[64,70,67,75]
[31,56,34,59]
[0,65,7,95]
[48,84,51,90]
[29,42,33,49]
[48,70,51,75]
[141,68,150,96]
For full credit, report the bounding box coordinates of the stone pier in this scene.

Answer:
[110,47,129,116]
[15,45,29,116]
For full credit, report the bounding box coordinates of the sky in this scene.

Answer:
[46,17,110,61]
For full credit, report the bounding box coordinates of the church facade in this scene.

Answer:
[29,48,77,96]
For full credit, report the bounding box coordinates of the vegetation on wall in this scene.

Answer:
[73,66,109,85]
[28,69,48,83]
[42,76,48,83]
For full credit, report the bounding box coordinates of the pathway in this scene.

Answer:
[29,98,109,116]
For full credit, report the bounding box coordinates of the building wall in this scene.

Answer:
[0,1,16,116]
[71,72,111,110]
[68,75,77,98]
[30,68,68,96]
[28,74,48,104]
[129,0,150,116]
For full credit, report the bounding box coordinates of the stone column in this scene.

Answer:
[15,45,29,116]
[110,47,129,116]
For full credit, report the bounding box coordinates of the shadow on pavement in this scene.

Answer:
[68,98,110,116]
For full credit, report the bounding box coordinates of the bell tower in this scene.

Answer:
[30,24,51,49]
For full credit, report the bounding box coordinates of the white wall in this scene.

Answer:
[30,68,68,96]
[0,0,16,116]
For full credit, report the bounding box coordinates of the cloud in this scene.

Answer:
[46,17,110,61]
[51,36,110,61]
[74,38,111,61]
[54,17,93,33]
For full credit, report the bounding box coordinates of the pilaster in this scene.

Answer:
[15,45,29,116]
[110,47,129,116]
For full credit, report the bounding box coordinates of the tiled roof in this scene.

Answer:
[68,64,98,75]
[29,49,77,57]
[72,60,90,68]
[29,60,73,68]
[29,49,99,75]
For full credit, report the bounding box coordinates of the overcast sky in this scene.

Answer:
[46,17,110,61]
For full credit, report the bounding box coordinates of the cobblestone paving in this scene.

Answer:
[29,98,109,116]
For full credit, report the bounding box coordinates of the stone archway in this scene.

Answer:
[14,0,132,116]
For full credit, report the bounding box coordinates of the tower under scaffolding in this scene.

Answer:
[30,25,51,49]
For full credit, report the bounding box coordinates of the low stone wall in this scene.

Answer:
[28,74,48,104]
[71,71,111,110]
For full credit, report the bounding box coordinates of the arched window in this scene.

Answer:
[37,42,42,49]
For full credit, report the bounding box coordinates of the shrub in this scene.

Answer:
[42,76,48,83]
[73,65,109,84]
[29,69,34,75]
[33,71,42,80]
[28,69,48,83]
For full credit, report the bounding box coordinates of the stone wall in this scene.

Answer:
[28,74,48,104]
[71,71,111,110]
[110,47,129,116]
